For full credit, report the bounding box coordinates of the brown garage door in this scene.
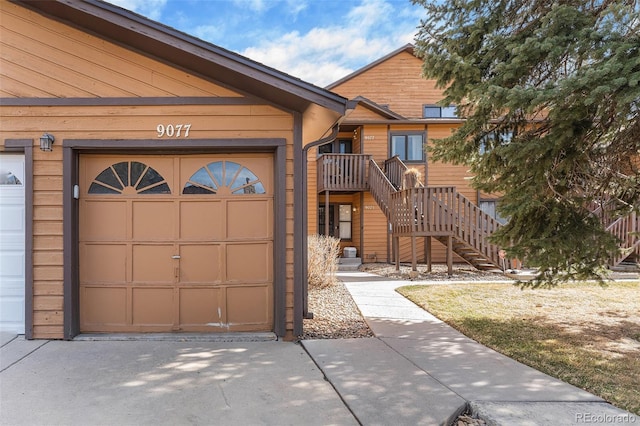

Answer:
[79,154,273,333]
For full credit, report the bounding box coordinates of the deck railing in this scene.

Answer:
[316,154,371,192]
[390,187,503,266]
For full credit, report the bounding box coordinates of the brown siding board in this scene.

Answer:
[1,3,241,98]
[33,310,63,325]
[33,295,64,311]
[32,326,63,339]
[33,251,64,266]
[33,266,64,281]
[33,282,64,296]
[331,51,443,119]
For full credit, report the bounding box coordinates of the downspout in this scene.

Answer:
[301,122,341,320]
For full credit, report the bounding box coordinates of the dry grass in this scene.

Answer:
[397,281,640,415]
[307,234,341,288]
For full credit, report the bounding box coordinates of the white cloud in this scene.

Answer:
[106,0,168,20]
[241,0,419,86]
[231,0,269,13]
[346,0,394,30]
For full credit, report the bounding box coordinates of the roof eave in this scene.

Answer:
[13,0,349,114]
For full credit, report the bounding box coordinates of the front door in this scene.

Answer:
[79,154,274,333]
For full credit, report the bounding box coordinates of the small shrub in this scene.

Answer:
[402,167,422,189]
[308,234,341,288]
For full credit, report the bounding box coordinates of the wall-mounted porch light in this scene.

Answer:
[39,133,55,151]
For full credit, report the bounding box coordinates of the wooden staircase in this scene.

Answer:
[318,153,638,272]
[590,201,640,268]
[368,157,504,272]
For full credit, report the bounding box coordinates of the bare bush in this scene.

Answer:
[308,234,341,288]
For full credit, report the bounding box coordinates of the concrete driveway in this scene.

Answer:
[1,334,357,426]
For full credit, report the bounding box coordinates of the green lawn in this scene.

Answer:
[397,281,640,415]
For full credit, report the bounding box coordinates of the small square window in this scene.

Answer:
[423,106,441,118]
[441,106,457,118]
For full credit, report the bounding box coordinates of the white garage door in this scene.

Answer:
[0,154,26,334]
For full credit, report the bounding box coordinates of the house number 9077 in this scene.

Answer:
[157,124,191,138]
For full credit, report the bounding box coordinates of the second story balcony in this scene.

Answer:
[317,154,372,192]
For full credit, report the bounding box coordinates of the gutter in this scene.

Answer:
[301,122,342,320]
[299,99,357,321]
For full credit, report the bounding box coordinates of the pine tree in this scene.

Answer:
[413,0,640,284]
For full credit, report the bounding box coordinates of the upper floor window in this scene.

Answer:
[423,105,458,119]
[390,133,424,162]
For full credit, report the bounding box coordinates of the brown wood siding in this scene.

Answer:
[1,104,293,339]
[331,51,443,119]
[426,124,477,201]
[0,1,297,338]
[361,125,389,164]
[0,2,241,98]
[361,192,389,262]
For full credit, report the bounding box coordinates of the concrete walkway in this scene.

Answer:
[2,272,638,425]
[301,272,638,425]
[1,333,357,426]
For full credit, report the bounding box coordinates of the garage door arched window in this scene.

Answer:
[183,161,265,195]
[88,161,171,194]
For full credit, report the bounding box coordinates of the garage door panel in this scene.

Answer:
[226,200,272,239]
[179,288,222,326]
[180,201,222,239]
[132,245,175,283]
[0,298,24,330]
[179,244,221,283]
[0,206,24,233]
[80,154,274,333]
[132,201,174,240]
[132,288,173,325]
[81,287,127,326]
[81,200,127,240]
[80,244,126,282]
[0,252,24,278]
[227,286,270,325]
[226,242,271,282]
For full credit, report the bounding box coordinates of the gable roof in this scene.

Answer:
[12,0,349,114]
[351,96,406,120]
[325,44,416,90]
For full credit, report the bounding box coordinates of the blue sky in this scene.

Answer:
[105,0,424,87]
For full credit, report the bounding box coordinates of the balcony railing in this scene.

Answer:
[317,154,372,192]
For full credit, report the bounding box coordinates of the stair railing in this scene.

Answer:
[389,186,503,267]
[368,159,396,219]
[607,211,640,266]
[383,156,408,189]
[589,200,640,266]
